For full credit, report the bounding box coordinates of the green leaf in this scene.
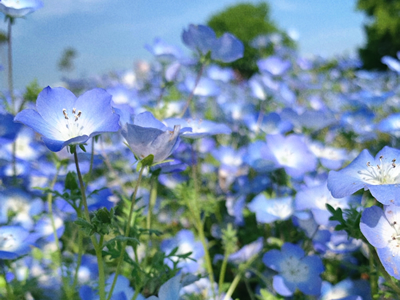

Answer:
[65,172,79,191]
[79,144,87,152]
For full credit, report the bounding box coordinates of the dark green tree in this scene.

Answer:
[207,2,295,78]
[357,0,400,69]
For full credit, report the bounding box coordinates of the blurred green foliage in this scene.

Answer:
[207,2,296,78]
[357,0,400,69]
[58,47,77,72]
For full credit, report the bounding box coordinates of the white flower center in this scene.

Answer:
[358,155,400,184]
[389,220,400,256]
[280,255,309,283]
[0,233,16,250]
[61,108,87,139]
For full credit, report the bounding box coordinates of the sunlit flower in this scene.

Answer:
[14,86,120,152]
[328,146,400,205]
[263,243,324,296]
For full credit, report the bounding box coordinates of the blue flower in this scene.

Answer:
[248,194,294,224]
[160,229,204,273]
[263,243,324,296]
[182,24,244,63]
[0,225,39,259]
[328,146,400,205]
[0,0,43,18]
[14,86,120,152]
[121,111,181,163]
[360,204,400,279]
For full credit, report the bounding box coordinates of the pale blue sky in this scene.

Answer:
[0,0,365,89]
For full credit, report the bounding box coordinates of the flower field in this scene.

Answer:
[2,2,400,300]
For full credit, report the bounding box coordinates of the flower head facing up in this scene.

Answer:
[121,111,181,163]
[0,0,43,18]
[328,146,400,205]
[14,86,121,152]
[263,243,324,296]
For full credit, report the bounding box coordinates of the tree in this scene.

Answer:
[207,2,295,78]
[357,0,400,70]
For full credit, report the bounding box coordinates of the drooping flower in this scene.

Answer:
[0,0,43,18]
[121,111,182,163]
[360,204,400,279]
[14,86,120,152]
[327,146,400,205]
[263,243,324,296]
[182,24,244,63]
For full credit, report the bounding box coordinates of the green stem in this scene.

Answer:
[5,281,15,300]
[147,175,158,231]
[218,251,229,297]
[47,164,74,298]
[106,165,146,300]
[74,150,106,300]
[223,273,240,300]
[180,63,204,117]
[223,255,258,300]
[71,229,84,293]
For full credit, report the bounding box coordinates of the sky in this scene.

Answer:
[0,0,366,90]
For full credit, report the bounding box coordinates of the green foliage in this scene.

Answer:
[207,2,295,78]
[326,204,363,240]
[58,47,77,72]
[23,79,42,103]
[357,0,400,69]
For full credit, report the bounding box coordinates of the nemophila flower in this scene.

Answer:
[122,111,182,163]
[320,278,371,300]
[266,134,317,178]
[295,181,359,226]
[0,188,43,230]
[0,0,43,18]
[228,237,263,264]
[263,243,324,296]
[248,194,294,224]
[182,24,244,63]
[161,229,204,273]
[377,113,400,137]
[0,226,39,259]
[257,56,291,76]
[14,86,121,152]
[147,274,181,300]
[360,204,400,279]
[328,146,400,205]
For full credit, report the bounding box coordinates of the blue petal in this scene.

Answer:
[327,149,374,198]
[273,275,294,296]
[36,86,76,132]
[76,88,121,134]
[360,206,390,248]
[14,109,59,140]
[377,247,400,279]
[211,33,244,63]
[158,274,181,300]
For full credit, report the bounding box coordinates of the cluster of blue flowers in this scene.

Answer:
[2,1,400,300]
